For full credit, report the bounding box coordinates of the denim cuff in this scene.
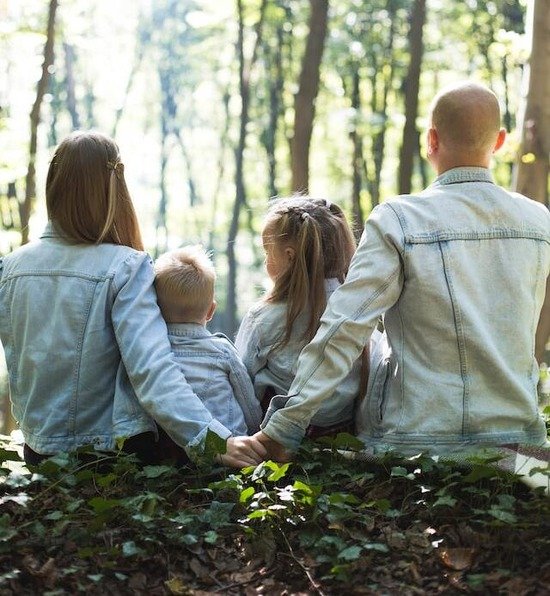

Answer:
[261,410,306,451]
[263,394,291,424]
[187,419,232,449]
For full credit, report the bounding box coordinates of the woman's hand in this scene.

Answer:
[217,435,268,468]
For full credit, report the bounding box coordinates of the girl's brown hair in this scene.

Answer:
[264,196,356,348]
[46,131,144,250]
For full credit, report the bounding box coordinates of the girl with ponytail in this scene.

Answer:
[236,196,375,436]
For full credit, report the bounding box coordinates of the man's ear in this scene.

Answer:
[427,127,438,156]
[493,128,506,153]
[206,300,217,322]
[284,247,295,264]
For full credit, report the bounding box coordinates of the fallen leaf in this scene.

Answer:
[439,547,476,571]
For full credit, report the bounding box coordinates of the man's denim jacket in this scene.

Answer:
[235,279,362,427]
[262,168,550,453]
[0,223,231,454]
[167,323,262,435]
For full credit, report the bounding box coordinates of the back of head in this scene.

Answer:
[265,195,356,344]
[46,130,143,250]
[154,245,216,323]
[430,82,501,154]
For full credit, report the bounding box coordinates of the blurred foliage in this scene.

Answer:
[0,0,529,315]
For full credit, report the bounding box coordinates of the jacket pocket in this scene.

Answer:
[367,357,391,430]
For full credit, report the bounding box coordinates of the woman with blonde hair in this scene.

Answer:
[0,131,265,467]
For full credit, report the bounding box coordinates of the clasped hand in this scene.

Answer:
[217,432,292,468]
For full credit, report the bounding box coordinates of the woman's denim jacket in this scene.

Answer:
[235,279,362,427]
[262,168,550,454]
[0,223,231,454]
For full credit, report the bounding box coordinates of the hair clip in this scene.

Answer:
[301,211,310,221]
[325,199,332,209]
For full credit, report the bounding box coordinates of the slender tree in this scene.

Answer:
[290,0,329,193]
[513,0,550,362]
[226,0,268,336]
[21,0,59,245]
[398,0,426,194]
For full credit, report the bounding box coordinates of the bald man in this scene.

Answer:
[251,81,550,459]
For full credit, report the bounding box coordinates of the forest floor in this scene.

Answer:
[0,433,549,596]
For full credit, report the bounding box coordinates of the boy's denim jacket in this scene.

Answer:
[166,323,262,435]
[262,168,550,453]
[235,279,362,427]
[0,223,231,454]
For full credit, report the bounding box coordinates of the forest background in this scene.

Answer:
[0,0,549,435]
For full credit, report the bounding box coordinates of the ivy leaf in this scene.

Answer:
[338,545,362,561]
[88,497,122,514]
[122,541,145,557]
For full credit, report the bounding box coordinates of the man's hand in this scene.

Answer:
[253,431,293,462]
[217,435,268,468]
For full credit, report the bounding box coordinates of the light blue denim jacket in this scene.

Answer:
[0,223,231,454]
[262,167,550,453]
[166,323,262,435]
[235,279,362,427]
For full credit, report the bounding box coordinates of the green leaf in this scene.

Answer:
[267,461,291,482]
[338,545,362,561]
[142,465,175,479]
[433,495,457,508]
[0,447,23,463]
[204,530,218,544]
[88,497,122,514]
[239,486,255,503]
[488,508,517,524]
[122,541,145,557]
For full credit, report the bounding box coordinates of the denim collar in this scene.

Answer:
[166,322,211,338]
[432,167,494,187]
[40,221,67,240]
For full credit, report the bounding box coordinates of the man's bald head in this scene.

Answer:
[429,82,501,154]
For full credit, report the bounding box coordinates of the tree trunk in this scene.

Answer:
[21,0,58,246]
[347,67,365,240]
[63,42,80,130]
[225,0,267,336]
[290,0,329,194]
[398,0,426,195]
[513,0,550,363]
[368,1,397,210]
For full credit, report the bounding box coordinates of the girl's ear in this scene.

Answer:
[284,246,295,263]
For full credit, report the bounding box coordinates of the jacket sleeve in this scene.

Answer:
[235,308,266,381]
[225,344,263,433]
[261,204,405,449]
[111,252,231,449]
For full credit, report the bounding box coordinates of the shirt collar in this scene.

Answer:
[166,322,211,338]
[432,166,494,187]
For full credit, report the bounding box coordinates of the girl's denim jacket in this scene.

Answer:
[0,223,231,454]
[235,279,362,427]
[262,168,550,454]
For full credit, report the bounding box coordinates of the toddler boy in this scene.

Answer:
[154,246,262,437]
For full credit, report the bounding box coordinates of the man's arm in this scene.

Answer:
[261,204,405,451]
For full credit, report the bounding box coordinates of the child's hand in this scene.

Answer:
[217,436,268,468]
[253,431,293,462]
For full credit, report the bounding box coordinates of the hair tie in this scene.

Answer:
[107,160,122,172]
[301,211,310,221]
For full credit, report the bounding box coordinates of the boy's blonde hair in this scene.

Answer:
[46,130,143,250]
[264,196,356,349]
[154,245,216,323]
